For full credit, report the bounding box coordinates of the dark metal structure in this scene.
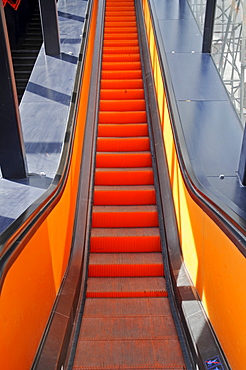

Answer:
[38,0,60,56]
[0,1,27,179]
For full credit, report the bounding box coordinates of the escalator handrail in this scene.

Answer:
[136,1,231,368]
[0,0,94,289]
[146,0,246,257]
[32,0,105,367]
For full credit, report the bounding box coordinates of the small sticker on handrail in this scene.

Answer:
[204,355,224,370]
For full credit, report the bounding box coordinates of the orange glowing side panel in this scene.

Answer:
[0,1,99,369]
[141,0,246,368]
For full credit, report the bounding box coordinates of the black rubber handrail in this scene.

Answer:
[0,0,94,288]
[32,0,105,367]
[145,0,246,257]
[136,0,231,369]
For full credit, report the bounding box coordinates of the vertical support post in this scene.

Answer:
[238,128,246,185]
[0,1,27,179]
[38,0,60,56]
[202,0,217,53]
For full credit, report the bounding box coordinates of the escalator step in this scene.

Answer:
[101,78,143,89]
[89,253,164,277]
[96,151,152,167]
[102,53,140,62]
[86,277,167,298]
[101,69,142,80]
[105,21,136,28]
[93,185,156,205]
[90,227,161,252]
[94,167,154,185]
[103,39,138,47]
[96,137,150,151]
[84,297,172,316]
[100,89,144,100]
[99,99,146,111]
[102,61,142,70]
[92,205,159,228]
[104,32,138,40]
[103,46,139,54]
[98,123,148,137]
[99,110,146,123]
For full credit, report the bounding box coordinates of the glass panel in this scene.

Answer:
[211,0,245,124]
[187,0,207,33]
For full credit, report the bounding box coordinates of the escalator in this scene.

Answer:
[67,0,190,368]
[10,2,42,103]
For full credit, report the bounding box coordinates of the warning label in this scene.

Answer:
[204,355,224,370]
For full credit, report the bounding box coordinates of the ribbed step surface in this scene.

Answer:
[86,277,167,298]
[90,227,161,252]
[95,167,154,185]
[94,185,156,205]
[73,0,186,368]
[92,205,159,228]
[89,253,164,277]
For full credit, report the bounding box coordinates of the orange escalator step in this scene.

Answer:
[101,69,142,80]
[104,21,136,28]
[92,205,159,228]
[106,8,136,14]
[100,89,144,100]
[78,312,179,341]
[104,32,138,40]
[94,167,154,185]
[99,99,145,112]
[103,46,139,54]
[102,61,141,71]
[96,137,150,152]
[88,253,164,277]
[102,53,140,62]
[97,123,148,137]
[99,111,146,123]
[93,185,156,205]
[106,2,135,6]
[86,277,167,298]
[104,26,137,34]
[90,227,161,253]
[74,339,185,369]
[83,297,172,317]
[100,79,143,89]
[103,39,138,47]
[96,151,152,168]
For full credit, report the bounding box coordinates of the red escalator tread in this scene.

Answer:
[99,99,146,111]
[80,316,179,341]
[99,111,147,123]
[94,167,154,185]
[93,185,156,205]
[100,89,144,100]
[90,227,161,253]
[104,21,136,28]
[86,277,167,297]
[100,79,143,89]
[103,46,139,54]
[96,151,152,168]
[102,53,140,62]
[92,205,159,228]
[73,340,185,369]
[97,123,148,137]
[101,69,142,80]
[83,297,172,317]
[104,27,137,34]
[102,61,142,70]
[89,253,164,277]
[96,137,150,151]
[104,32,138,40]
[103,39,138,47]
